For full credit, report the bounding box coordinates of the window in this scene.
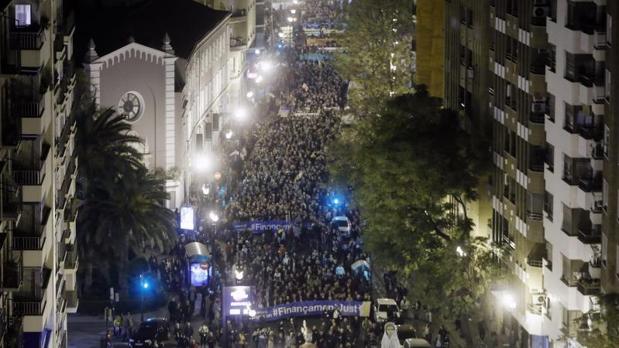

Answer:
[549,0,557,22]
[544,191,554,221]
[545,142,554,172]
[606,69,612,100]
[546,94,555,121]
[603,179,609,211]
[547,44,556,72]
[606,13,613,46]
[604,125,610,158]
[14,4,31,27]
[602,233,607,267]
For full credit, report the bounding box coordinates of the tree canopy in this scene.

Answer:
[335,0,415,112]
[328,87,499,316]
[75,100,175,291]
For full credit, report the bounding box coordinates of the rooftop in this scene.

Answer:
[74,0,229,63]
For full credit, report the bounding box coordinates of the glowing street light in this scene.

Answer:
[278,32,285,38]
[290,9,296,14]
[193,152,216,172]
[501,292,517,311]
[208,211,220,223]
[259,60,274,73]
[225,130,234,139]
[255,75,264,84]
[246,91,254,98]
[234,106,249,122]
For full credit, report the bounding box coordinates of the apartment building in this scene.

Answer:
[443,0,494,245]
[543,1,608,345]
[603,0,619,299]
[443,0,619,347]
[0,0,78,347]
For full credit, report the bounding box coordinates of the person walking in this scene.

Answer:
[199,323,210,348]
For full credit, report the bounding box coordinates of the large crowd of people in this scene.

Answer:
[226,111,339,222]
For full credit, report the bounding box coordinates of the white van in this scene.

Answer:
[373,298,400,323]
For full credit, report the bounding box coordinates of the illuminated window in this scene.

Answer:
[14,4,31,27]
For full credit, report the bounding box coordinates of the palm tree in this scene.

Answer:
[76,105,145,184]
[75,106,176,293]
[79,167,175,291]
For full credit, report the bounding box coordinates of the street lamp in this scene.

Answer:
[234,106,249,122]
[501,292,517,311]
[193,152,216,172]
[139,274,149,322]
[208,211,220,223]
[246,91,254,99]
[225,130,234,140]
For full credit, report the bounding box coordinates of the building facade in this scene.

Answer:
[77,0,232,207]
[543,0,607,344]
[0,0,78,347]
[443,0,619,346]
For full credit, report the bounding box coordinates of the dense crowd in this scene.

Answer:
[286,61,346,112]
[226,111,339,222]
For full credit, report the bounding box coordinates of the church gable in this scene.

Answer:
[94,42,175,70]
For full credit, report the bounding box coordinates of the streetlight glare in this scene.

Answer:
[501,292,516,310]
[246,91,254,98]
[234,107,249,121]
[194,152,216,172]
[208,211,220,222]
[259,60,274,73]
[255,75,264,84]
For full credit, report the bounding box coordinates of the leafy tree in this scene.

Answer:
[335,0,415,112]
[577,294,619,348]
[75,105,175,293]
[328,87,499,316]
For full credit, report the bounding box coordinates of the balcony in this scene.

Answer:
[13,207,51,251]
[230,37,247,49]
[64,246,77,270]
[577,172,602,193]
[9,26,45,50]
[55,113,75,157]
[1,182,23,220]
[12,268,51,316]
[577,278,600,296]
[577,224,602,244]
[65,290,78,313]
[3,259,22,290]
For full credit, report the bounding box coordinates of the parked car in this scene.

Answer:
[331,215,351,236]
[129,318,169,347]
[373,298,400,323]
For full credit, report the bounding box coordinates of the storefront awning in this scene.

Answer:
[185,242,210,261]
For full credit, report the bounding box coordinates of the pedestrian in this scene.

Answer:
[113,314,122,336]
[199,322,209,348]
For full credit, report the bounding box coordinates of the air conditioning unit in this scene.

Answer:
[533,5,549,18]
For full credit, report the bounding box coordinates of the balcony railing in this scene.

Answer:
[66,290,78,309]
[577,278,600,296]
[527,257,543,268]
[578,225,602,244]
[578,173,603,192]
[13,268,51,316]
[12,98,44,118]
[9,26,45,50]
[13,207,51,250]
[64,247,77,270]
[231,9,247,17]
[230,37,247,48]
[13,170,41,186]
